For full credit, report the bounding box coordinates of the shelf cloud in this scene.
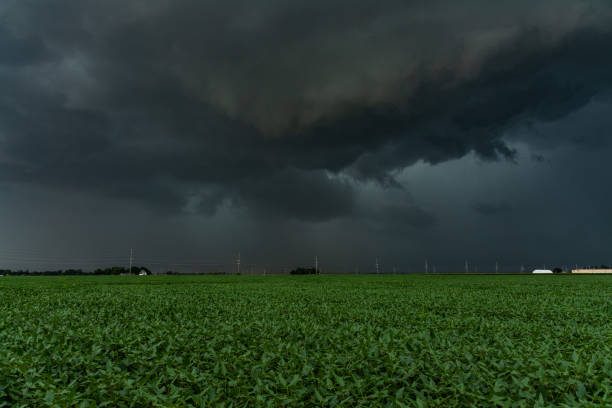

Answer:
[1,0,612,269]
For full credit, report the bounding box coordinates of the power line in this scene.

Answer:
[129,248,133,275]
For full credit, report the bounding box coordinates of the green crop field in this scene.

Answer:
[0,275,610,407]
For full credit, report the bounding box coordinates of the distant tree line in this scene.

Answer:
[93,266,150,275]
[289,267,319,275]
[0,266,151,276]
[164,271,227,275]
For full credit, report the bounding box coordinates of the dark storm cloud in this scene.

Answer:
[235,169,354,221]
[510,100,612,151]
[366,203,436,231]
[0,25,48,66]
[1,0,612,220]
[473,201,512,217]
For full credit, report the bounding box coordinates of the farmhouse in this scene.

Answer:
[571,269,612,274]
[532,269,553,274]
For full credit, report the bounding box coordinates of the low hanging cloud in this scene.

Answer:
[1,0,612,220]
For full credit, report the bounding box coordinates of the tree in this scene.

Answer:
[290,267,318,275]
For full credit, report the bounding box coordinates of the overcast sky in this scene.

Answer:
[1,0,612,273]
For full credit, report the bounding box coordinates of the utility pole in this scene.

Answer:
[495,261,499,274]
[425,260,428,274]
[375,258,379,274]
[236,253,241,275]
[129,248,133,275]
[315,255,318,274]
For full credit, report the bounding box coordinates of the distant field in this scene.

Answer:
[0,275,610,406]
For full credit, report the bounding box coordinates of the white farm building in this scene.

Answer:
[532,269,553,274]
